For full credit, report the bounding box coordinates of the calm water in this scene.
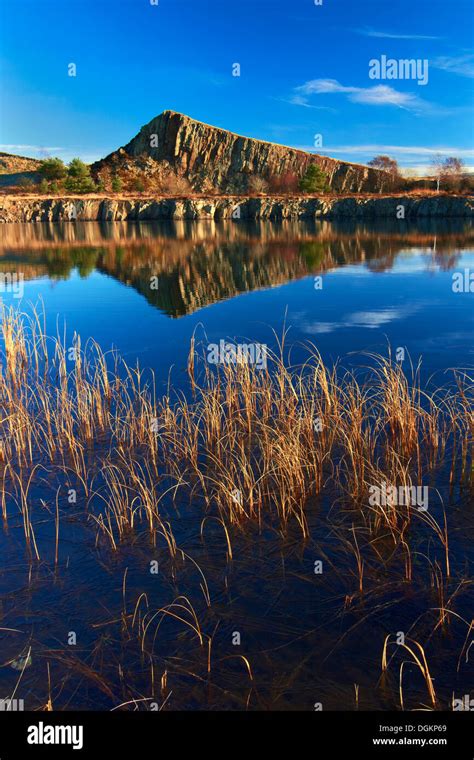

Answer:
[0,219,473,386]
[0,219,472,711]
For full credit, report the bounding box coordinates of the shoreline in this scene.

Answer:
[0,193,473,222]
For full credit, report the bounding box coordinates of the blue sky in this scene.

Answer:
[0,0,473,172]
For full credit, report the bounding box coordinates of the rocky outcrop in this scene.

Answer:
[92,111,385,193]
[0,194,472,223]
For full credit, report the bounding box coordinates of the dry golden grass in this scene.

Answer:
[0,307,472,710]
[0,306,471,564]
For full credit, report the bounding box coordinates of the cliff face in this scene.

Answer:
[92,111,383,193]
[1,195,472,223]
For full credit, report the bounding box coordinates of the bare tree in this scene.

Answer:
[442,157,464,192]
[368,155,400,192]
[429,156,464,193]
[430,155,444,193]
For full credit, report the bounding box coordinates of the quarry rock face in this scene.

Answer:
[92,111,384,193]
[1,195,472,223]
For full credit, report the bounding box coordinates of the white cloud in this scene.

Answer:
[279,94,335,111]
[299,304,422,336]
[0,144,64,153]
[346,308,413,328]
[0,145,107,163]
[301,144,474,173]
[350,85,419,108]
[295,79,424,110]
[431,55,474,78]
[288,94,311,107]
[298,79,359,95]
[312,145,474,158]
[299,321,335,334]
[356,27,441,40]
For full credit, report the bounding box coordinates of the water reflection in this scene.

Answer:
[0,220,471,317]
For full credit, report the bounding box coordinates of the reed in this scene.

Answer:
[382,635,438,710]
[0,305,471,564]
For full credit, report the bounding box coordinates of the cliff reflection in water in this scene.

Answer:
[0,219,471,318]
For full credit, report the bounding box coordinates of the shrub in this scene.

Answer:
[268,171,299,194]
[248,175,269,194]
[95,168,113,192]
[17,177,35,191]
[132,178,145,193]
[460,173,474,193]
[161,174,192,195]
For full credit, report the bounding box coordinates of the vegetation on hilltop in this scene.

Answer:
[0,150,471,197]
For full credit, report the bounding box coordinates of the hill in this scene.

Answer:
[0,152,42,188]
[91,110,383,193]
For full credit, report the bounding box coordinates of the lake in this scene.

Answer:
[1,219,473,381]
[0,218,472,711]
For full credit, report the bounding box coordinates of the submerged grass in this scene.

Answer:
[0,304,472,566]
[0,305,472,710]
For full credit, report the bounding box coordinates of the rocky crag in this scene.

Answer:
[92,111,384,193]
[1,194,472,223]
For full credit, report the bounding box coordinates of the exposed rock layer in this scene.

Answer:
[92,111,385,193]
[0,195,472,223]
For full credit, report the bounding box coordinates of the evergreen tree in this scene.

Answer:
[65,158,96,193]
[39,158,67,182]
[299,164,329,193]
[111,175,123,192]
